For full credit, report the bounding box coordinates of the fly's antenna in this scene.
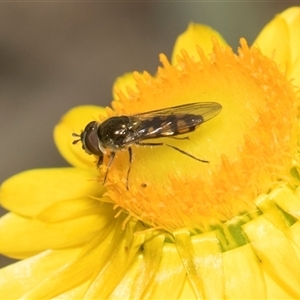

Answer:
[72,132,81,145]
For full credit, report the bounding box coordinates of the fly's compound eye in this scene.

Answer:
[82,121,103,155]
[73,121,102,156]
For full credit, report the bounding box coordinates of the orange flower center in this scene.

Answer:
[99,39,298,231]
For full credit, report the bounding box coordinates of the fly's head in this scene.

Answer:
[72,121,106,156]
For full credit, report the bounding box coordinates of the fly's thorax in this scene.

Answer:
[97,116,133,150]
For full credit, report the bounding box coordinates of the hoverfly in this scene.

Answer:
[73,102,222,189]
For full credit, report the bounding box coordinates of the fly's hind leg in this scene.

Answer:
[169,136,189,140]
[137,142,209,163]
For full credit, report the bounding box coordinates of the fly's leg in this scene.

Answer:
[126,147,132,190]
[103,151,116,185]
[96,153,104,168]
[137,142,209,163]
[101,148,132,190]
[169,136,189,140]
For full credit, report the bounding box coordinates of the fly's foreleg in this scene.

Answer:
[103,151,116,185]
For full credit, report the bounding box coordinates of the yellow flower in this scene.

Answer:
[1,6,300,299]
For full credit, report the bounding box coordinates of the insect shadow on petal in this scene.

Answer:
[72,102,222,190]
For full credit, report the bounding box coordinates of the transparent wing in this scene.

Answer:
[129,102,222,141]
[134,102,222,122]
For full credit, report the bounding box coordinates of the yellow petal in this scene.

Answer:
[128,234,165,299]
[253,13,290,71]
[171,23,227,64]
[84,220,145,298]
[51,281,91,300]
[254,6,300,85]
[36,198,109,223]
[54,105,107,169]
[0,248,81,299]
[268,184,300,220]
[145,243,186,299]
[0,168,103,217]
[280,7,300,67]
[243,214,300,298]
[174,229,205,298]
[191,231,223,299]
[277,7,300,86]
[18,218,124,298]
[263,269,295,299]
[289,53,300,87]
[108,234,164,299]
[0,210,111,258]
[223,244,265,299]
[291,220,300,249]
[108,254,144,300]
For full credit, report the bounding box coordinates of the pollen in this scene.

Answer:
[103,38,298,231]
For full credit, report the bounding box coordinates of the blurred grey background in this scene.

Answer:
[0,2,299,267]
